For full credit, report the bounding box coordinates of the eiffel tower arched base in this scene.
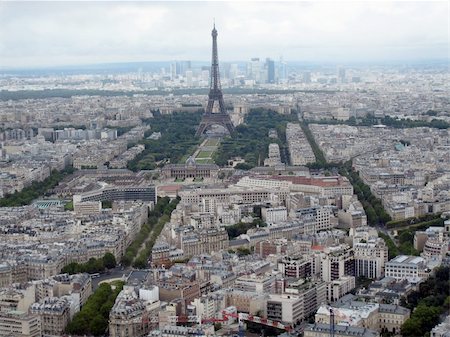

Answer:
[196,113,235,137]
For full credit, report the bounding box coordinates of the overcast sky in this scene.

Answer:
[0,1,448,68]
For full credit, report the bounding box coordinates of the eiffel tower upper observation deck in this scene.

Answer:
[196,25,235,137]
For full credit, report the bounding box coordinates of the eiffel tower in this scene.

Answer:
[196,24,235,137]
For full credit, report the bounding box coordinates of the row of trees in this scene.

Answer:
[214,108,297,168]
[61,252,117,275]
[0,166,75,207]
[300,121,328,167]
[400,266,450,337]
[395,229,419,256]
[386,213,443,229]
[127,111,202,171]
[0,88,334,101]
[132,213,170,268]
[65,281,124,336]
[379,229,422,260]
[298,123,392,226]
[133,197,180,269]
[307,114,449,129]
[115,126,133,137]
[340,166,392,226]
[121,197,179,268]
[378,232,399,260]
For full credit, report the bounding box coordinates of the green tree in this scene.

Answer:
[101,200,112,209]
[0,167,75,207]
[102,252,116,269]
[236,247,251,256]
[89,315,108,336]
[64,201,74,211]
[66,282,124,336]
[400,266,449,336]
[401,318,422,337]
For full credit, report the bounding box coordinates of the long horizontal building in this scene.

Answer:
[384,255,428,281]
[179,186,289,207]
[236,175,353,197]
[304,323,380,337]
[74,185,157,203]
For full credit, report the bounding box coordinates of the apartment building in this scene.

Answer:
[266,294,304,326]
[180,228,229,257]
[354,239,388,279]
[109,286,160,337]
[30,297,71,336]
[320,245,355,282]
[278,255,313,279]
[224,290,267,315]
[261,206,287,225]
[327,276,356,302]
[284,279,327,319]
[234,274,276,294]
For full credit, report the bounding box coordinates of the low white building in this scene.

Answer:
[261,207,287,225]
[384,255,427,281]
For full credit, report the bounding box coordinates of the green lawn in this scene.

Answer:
[195,158,214,164]
[205,138,220,146]
[196,151,214,159]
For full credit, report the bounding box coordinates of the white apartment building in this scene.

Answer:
[266,294,304,326]
[320,244,355,282]
[261,207,287,225]
[294,206,333,234]
[327,276,356,302]
[191,294,225,321]
[354,239,388,279]
[234,274,276,294]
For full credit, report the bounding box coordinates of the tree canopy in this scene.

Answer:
[214,108,297,168]
[127,111,202,171]
[0,166,75,207]
[65,281,124,336]
[401,266,450,337]
[61,252,116,274]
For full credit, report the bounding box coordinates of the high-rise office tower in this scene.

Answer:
[266,58,275,83]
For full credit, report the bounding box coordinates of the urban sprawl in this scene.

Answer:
[0,52,449,337]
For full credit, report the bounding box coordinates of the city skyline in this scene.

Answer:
[0,1,448,68]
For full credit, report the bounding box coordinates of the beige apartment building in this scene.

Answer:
[0,311,41,337]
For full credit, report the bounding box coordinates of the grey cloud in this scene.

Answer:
[0,1,448,68]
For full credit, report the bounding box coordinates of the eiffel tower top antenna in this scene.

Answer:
[210,21,221,93]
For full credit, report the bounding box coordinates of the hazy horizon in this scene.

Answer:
[0,1,448,68]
